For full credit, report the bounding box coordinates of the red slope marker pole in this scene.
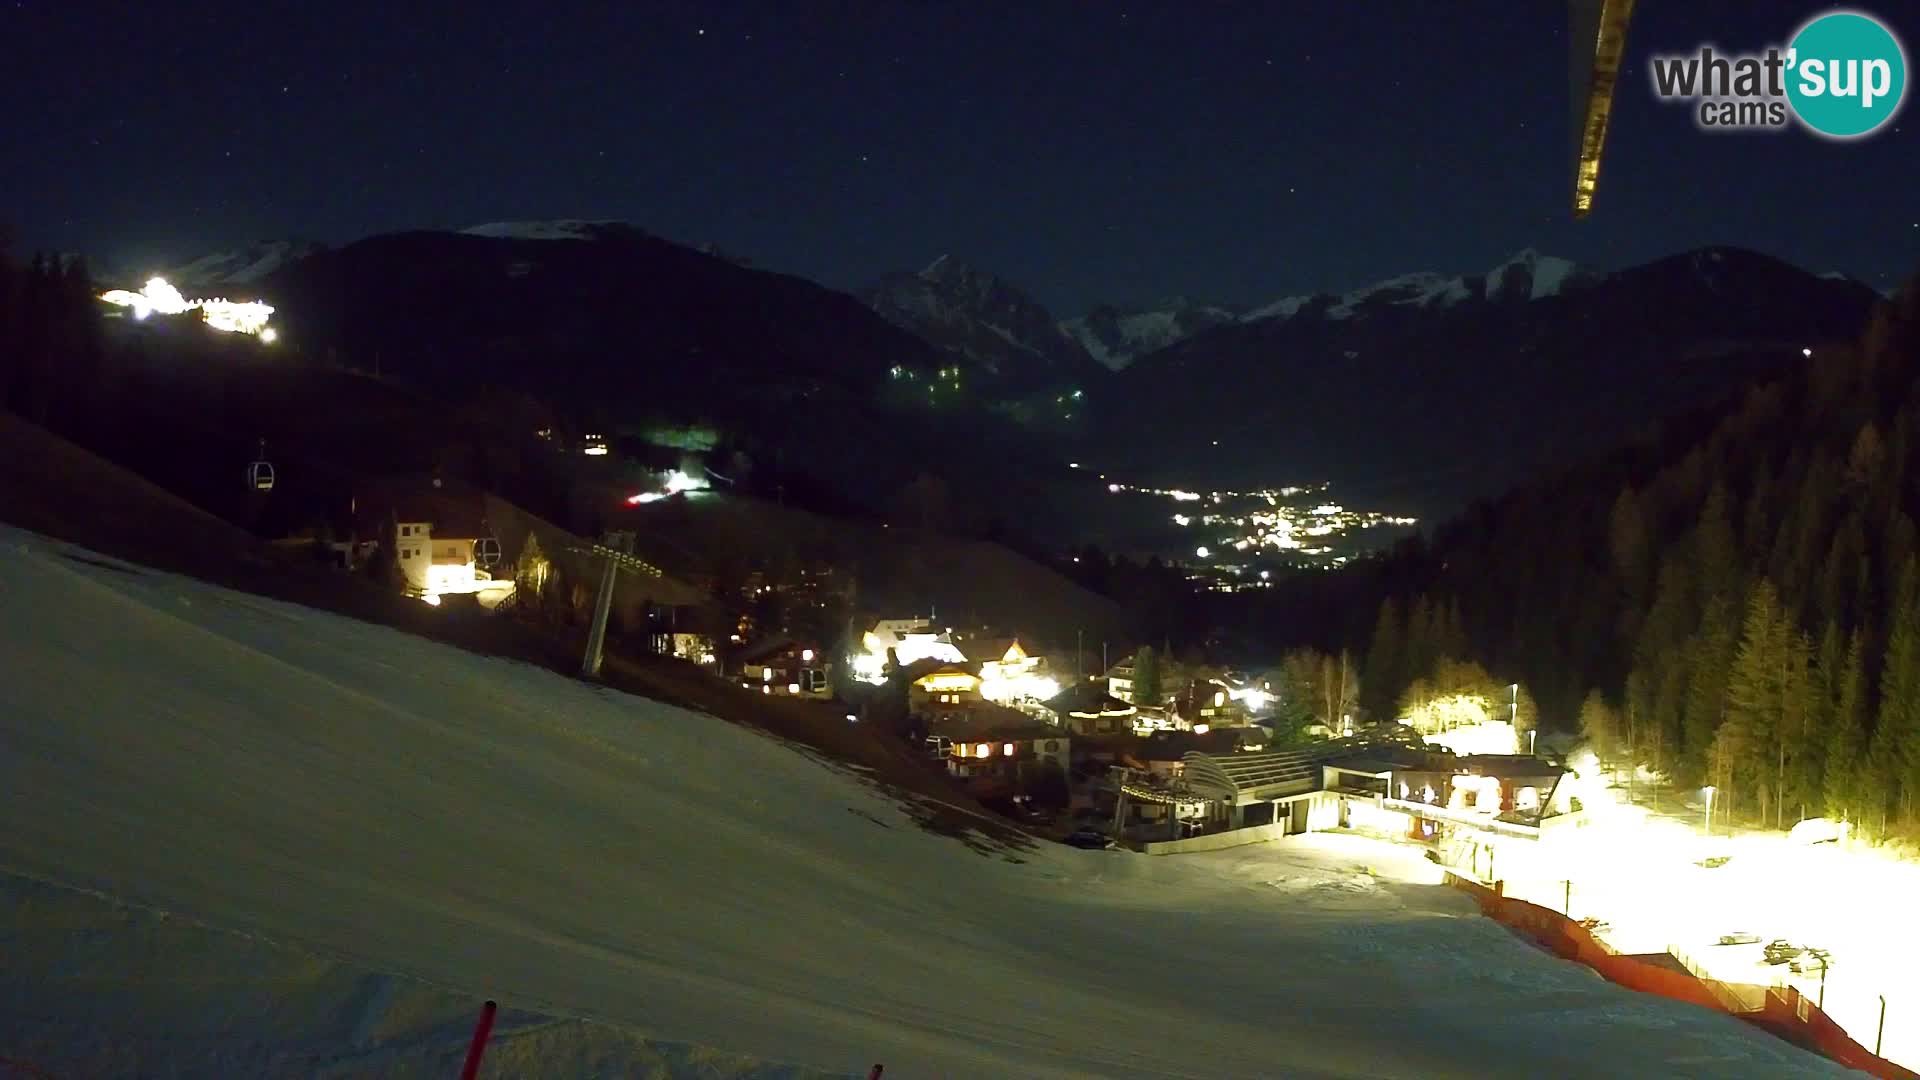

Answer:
[460,999,498,1080]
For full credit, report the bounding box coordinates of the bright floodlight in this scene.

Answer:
[1195,545,1210,558]
[663,469,707,495]
[1803,347,1813,357]
[259,327,278,344]
[99,277,277,339]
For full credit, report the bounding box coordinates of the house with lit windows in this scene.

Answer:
[932,706,1071,797]
[357,483,513,608]
[958,635,1061,706]
[737,636,832,700]
[1041,681,1137,735]
[907,661,983,716]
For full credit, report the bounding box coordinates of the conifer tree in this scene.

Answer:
[1825,629,1868,824]
[1683,595,1739,778]
[1131,646,1162,707]
[1873,558,1920,823]
[1405,594,1435,683]
[1364,598,1404,716]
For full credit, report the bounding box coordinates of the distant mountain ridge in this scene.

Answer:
[866,248,1596,373]
[115,223,1885,535]
[83,240,328,292]
[1085,245,1884,519]
[1061,298,1242,372]
[1242,249,1593,325]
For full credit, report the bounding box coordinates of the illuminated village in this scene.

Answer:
[1099,476,1419,583]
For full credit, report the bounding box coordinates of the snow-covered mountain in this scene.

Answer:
[1094,245,1882,519]
[1484,249,1582,301]
[871,250,1595,374]
[162,240,326,290]
[1060,298,1241,372]
[1242,249,1594,327]
[861,256,1098,378]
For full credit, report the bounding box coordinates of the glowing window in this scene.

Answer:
[1002,743,1015,756]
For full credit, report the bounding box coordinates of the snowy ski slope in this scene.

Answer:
[0,525,1850,1078]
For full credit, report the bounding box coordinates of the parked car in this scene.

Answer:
[1764,940,1805,965]
[1064,827,1116,850]
[1788,817,1845,845]
[1791,949,1832,974]
[1716,932,1762,946]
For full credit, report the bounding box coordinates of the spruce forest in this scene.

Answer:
[1334,275,1920,836]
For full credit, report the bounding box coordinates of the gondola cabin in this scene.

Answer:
[475,535,502,569]
[247,439,275,492]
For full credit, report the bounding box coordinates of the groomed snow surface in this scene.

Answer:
[0,525,1852,1078]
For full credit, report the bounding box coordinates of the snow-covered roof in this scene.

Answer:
[1183,749,1321,802]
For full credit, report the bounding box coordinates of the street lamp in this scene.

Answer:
[1702,785,1716,837]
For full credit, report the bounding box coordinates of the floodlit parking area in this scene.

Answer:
[1495,796,1918,1068]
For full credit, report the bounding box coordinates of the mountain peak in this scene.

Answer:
[1060,298,1241,371]
[1486,249,1580,301]
[919,254,992,286]
[863,258,1096,379]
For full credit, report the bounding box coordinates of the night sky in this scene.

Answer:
[6,1,1914,312]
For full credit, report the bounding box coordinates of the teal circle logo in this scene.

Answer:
[1786,11,1907,138]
